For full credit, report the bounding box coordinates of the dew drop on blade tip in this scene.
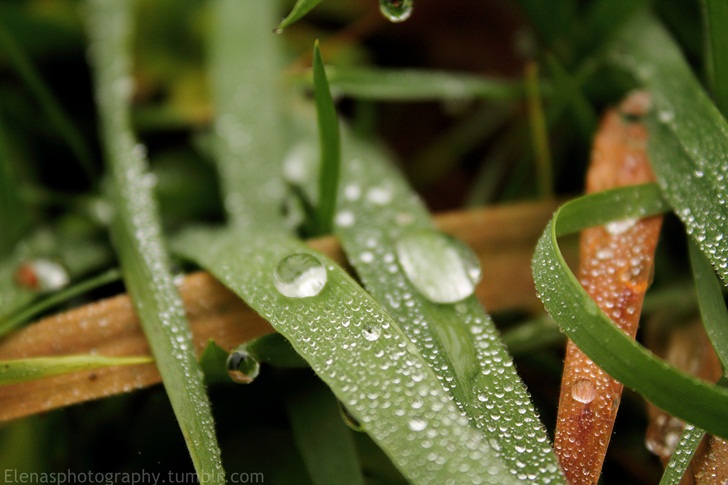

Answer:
[379,0,414,23]
[273,253,327,298]
[226,347,260,384]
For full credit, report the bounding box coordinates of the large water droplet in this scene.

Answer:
[14,259,70,292]
[570,379,596,404]
[337,400,365,432]
[395,229,481,303]
[379,0,413,23]
[645,414,684,459]
[273,253,327,298]
[226,347,260,384]
[408,417,427,431]
[362,325,381,341]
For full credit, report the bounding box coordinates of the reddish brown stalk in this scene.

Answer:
[554,91,664,484]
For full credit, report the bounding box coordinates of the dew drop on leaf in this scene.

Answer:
[379,0,414,23]
[337,400,365,432]
[273,253,327,298]
[362,325,381,341]
[226,347,260,384]
[408,417,428,432]
[570,379,596,404]
[395,229,481,303]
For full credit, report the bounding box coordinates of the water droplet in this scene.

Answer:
[335,211,355,227]
[362,325,381,341]
[226,347,260,384]
[395,229,481,303]
[605,218,637,235]
[570,379,596,404]
[14,259,70,292]
[273,253,327,298]
[379,0,414,22]
[408,417,427,431]
[337,400,365,432]
[645,415,684,459]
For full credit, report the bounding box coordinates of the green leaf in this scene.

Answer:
[85,1,224,482]
[702,0,728,116]
[658,423,705,485]
[276,0,322,33]
[525,62,553,198]
[609,13,728,285]
[532,185,728,439]
[199,340,232,386]
[286,378,365,485]
[296,67,524,101]
[172,227,517,484]
[312,41,340,236]
[209,0,286,230]
[0,355,151,385]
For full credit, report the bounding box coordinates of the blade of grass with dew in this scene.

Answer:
[0,19,96,182]
[275,0,322,33]
[702,0,728,116]
[659,423,706,485]
[286,113,564,481]
[312,41,340,236]
[172,228,517,485]
[209,0,286,231]
[286,379,365,485]
[609,13,728,285]
[0,355,152,385]
[85,1,224,482]
[532,185,728,438]
[294,67,524,102]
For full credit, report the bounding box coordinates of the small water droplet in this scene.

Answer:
[408,417,427,431]
[335,210,355,227]
[605,218,637,235]
[571,379,596,404]
[362,325,381,341]
[14,259,70,292]
[273,253,327,298]
[395,229,481,303]
[379,0,413,22]
[226,347,260,384]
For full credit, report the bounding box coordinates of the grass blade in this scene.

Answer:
[532,185,728,439]
[609,13,728,285]
[209,0,286,230]
[0,355,151,385]
[525,62,553,198]
[702,0,728,116]
[85,1,224,482]
[312,41,340,236]
[659,423,706,485]
[286,379,365,485]
[276,0,322,33]
[296,67,524,101]
[173,227,517,484]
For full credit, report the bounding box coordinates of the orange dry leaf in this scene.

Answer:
[554,91,664,484]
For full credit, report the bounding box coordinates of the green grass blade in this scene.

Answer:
[609,13,728,285]
[283,122,563,480]
[173,227,517,484]
[0,114,27,255]
[209,0,286,230]
[297,67,524,101]
[276,0,322,33]
[286,379,365,485]
[689,239,728,369]
[532,185,728,439]
[702,0,728,116]
[525,62,553,198]
[312,41,341,236]
[0,19,96,182]
[0,355,152,385]
[658,423,705,485]
[85,1,224,482]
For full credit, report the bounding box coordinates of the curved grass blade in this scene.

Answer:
[286,379,365,485]
[702,0,728,116]
[286,119,564,480]
[659,423,706,485]
[296,67,524,101]
[173,227,517,484]
[532,185,728,439]
[609,13,728,285]
[85,1,224,482]
[312,41,340,236]
[209,0,286,230]
[275,0,322,33]
[0,355,151,385]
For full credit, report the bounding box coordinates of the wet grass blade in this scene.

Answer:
[276,0,322,33]
[659,423,706,485]
[702,0,728,116]
[0,355,151,385]
[532,185,728,439]
[209,0,286,230]
[609,13,728,285]
[286,379,365,485]
[312,41,340,236]
[296,67,524,101]
[173,227,517,484]
[85,1,224,482]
